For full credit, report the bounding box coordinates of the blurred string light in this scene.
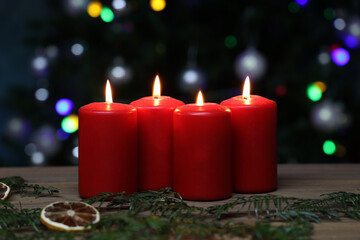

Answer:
[333,18,346,31]
[112,0,126,10]
[71,43,84,56]
[275,85,287,97]
[313,81,327,92]
[72,146,79,158]
[178,67,206,93]
[224,35,237,48]
[335,144,347,157]
[57,128,71,140]
[344,35,358,49]
[311,101,351,132]
[324,8,336,20]
[331,47,350,66]
[318,52,331,65]
[107,57,132,84]
[35,88,49,101]
[288,2,300,13]
[348,18,360,37]
[32,56,48,71]
[235,48,267,80]
[64,0,88,15]
[31,152,45,165]
[33,126,59,156]
[24,143,37,156]
[61,114,79,134]
[323,140,336,155]
[45,45,59,59]
[7,117,30,139]
[55,98,74,116]
[101,7,114,22]
[307,84,322,102]
[295,0,308,6]
[87,1,102,18]
[150,0,166,11]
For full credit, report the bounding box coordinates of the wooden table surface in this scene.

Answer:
[1,164,360,239]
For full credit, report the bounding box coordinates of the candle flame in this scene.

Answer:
[196,90,204,106]
[153,75,161,98]
[243,76,251,100]
[106,80,113,103]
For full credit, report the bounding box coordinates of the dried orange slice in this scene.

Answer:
[0,182,10,200]
[40,201,100,231]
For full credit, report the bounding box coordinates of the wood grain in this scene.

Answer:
[1,164,360,239]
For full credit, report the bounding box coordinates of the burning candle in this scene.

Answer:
[220,76,277,193]
[130,75,184,190]
[173,91,232,200]
[79,80,138,198]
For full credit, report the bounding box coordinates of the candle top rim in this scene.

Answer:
[130,96,184,108]
[175,103,231,114]
[79,102,136,113]
[221,95,276,107]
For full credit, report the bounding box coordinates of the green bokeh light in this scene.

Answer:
[100,7,114,23]
[224,35,237,48]
[61,115,79,134]
[307,84,322,102]
[324,8,335,20]
[323,140,336,155]
[288,2,300,13]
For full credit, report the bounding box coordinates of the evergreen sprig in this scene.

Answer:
[0,176,59,197]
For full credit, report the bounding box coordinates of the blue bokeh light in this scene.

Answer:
[295,0,308,6]
[57,128,70,140]
[55,98,74,116]
[331,48,350,66]
[344,35,358,49]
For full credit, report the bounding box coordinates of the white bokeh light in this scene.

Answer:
[72,146,79,158]
[113,0,126,10]
[71,43,84,56]
[334,18,346,30]
[32,56,48,71]
[31,152,45,165]
[35,88,49,101]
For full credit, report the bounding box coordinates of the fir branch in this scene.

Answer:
[0,176,59,197]
[0,205,41,232]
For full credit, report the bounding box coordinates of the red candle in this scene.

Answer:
[173,91,232,200]
[130,75,184,190]
[220,76,277,193]
[79,81,138,198]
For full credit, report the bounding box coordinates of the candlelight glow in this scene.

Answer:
[153,75,161,98]
[106,80,113,103]
[243,76,251,100]
[196,91,204,106]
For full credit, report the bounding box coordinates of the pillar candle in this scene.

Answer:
[220,76,277,193]
[173,91,232,201]
[130,75,184,190]
[79,81,138,198]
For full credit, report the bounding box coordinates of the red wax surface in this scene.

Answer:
[78,102,138,198]
[221,95,277,193]
[173,103,232,200]
[130,96,184,190]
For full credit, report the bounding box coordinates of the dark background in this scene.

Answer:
[0,0,359,166]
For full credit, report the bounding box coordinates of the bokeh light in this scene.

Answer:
[71,43,84,56]
[295,0,308,6]
[313,81,327,92]
[113,0,126,10]
[323,140,336,155]
[333,18,346,31]
[331,48,350,66]
[31,151,45,165]
[55,98,74,116]
[35,88,49,101]
[150,0,166,12]
[318,52,330,65]
[61,114,79,134]
[288,2,300,13]
[275,85,287,97]
[32,56,48,71]
[344,35,358,49]
[87,1,102,18]
[307,84,322,102]
[57,128,71,140]
[224,35,237,48]
[335,144,347,157]
[100,7,114,22]
[324,8,335,20]
[72,146,79,158]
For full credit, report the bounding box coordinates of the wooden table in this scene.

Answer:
[1,164,360,239]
